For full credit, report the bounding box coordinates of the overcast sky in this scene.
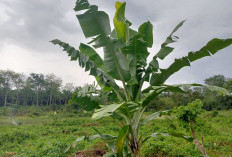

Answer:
[0,0,232,87]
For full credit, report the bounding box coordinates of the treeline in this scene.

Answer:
[1,69,232,111]
[149,75,232,111]
[0,69,78,107]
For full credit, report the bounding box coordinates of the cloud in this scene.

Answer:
[0,43,95,86]
[0,0,85,52]
[0,0,232,86]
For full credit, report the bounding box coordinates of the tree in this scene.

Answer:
[0,70,15,106]
[174,100,209,157]
[203,75,230,110]
[51,1,232,156]
[204,74,226,87]
[224,78,232,93]
[12,73,25,105]
[45,74,62,105]
[62,83,75,105]
[21,78,34,106]
[0,73,5,106]
[28,73,45,108]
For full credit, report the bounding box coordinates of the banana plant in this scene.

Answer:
[51,0,232,156]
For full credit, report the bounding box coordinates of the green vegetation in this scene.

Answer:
[1,70,231,112]
[0,74,231,156]
[51,0,232,156]
[174,100,209,156]
[0,107,231,157]
[1,0,232,156]
[0,70,77,107]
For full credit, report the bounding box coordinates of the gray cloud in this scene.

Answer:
[0,0,84,52]
[124,0,232,84]
[0,0,231,85]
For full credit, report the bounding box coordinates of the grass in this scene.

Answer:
[0,107,231,157]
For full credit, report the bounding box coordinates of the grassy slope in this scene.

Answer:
[0,109,231,157]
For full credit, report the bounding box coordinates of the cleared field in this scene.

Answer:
[0,108,232,157]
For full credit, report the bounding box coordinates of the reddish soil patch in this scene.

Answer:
[75,149,106,157]
[5,152,17,157]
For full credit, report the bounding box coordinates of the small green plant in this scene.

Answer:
[211,110,219,117]
[51,0,232,156]
[174,100,209,157]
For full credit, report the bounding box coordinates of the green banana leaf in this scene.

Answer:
[142,132,193,146]
[116,125,129,157]
[74,0,90,12]
[155,20,185,60]
[92,102,125,119]
[142,84,230,107]
[113,2,129,42]
[50,39,123,101]
[141,110,169,125]
[92,101,139,120]
[145,20,184,81]
[176,84,231,96]
[75,2,131,82]
[141,85,186,106]
[151,38,232,85]
[79,43,105,70]
[64,133,116,153]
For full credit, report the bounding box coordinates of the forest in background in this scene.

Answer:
[0,69,76,107]
[0,69,231,111]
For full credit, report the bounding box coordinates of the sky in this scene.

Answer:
[0,0,232,87]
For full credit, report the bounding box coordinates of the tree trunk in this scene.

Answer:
[32,96,34,106]
[49,93,52,105]
[24,97,26,106]
[25,94,28,106]
[4,92,8,106]
[16,93,19,105]
[65,97,68,105]
[36,91,39,108]
[46,97,49,106]
[190,120,209,157]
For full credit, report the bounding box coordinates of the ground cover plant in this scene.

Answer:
[50,0,232,156]
[0,107,232,157]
